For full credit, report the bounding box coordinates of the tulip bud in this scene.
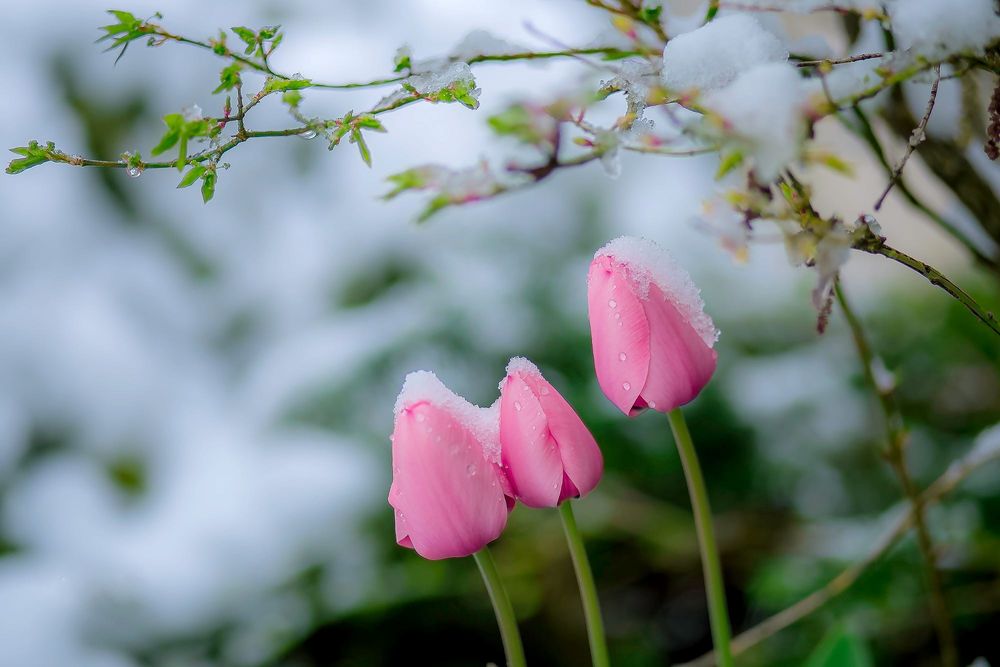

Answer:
[588,236,719,416]
[389,371,513,560]
[499,358,604,508]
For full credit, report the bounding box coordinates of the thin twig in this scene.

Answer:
[874,65,941,210]
[678,431,1000,667]
[840,108,999,271]
[851,236,1000,337]
[835,279,958,667]
[796,52,884,68]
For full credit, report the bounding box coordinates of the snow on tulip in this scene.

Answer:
[389,371,512,560]
[498,357,603,508]
[588,236,719,416]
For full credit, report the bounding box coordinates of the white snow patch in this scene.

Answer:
[889,0,1000,59]
[394,371,500,463]
[449,30,522,61]
[661,14,787,92]
[504,356,541,378]
[594,236,719,347]
[703,62,808,181]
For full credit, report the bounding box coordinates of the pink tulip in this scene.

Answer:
[389,371,513,560]
[588,236,719,416]
[499,357,603,508]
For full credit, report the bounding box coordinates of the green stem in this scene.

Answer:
[473,547,528,667]
[558,501,611,667]
[667,409,733,667]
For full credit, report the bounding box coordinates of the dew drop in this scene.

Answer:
[622,382,631,391]
[539,385,549,395]
[647,400,657,409]
[608,299,617,309]
[513,401,522,412]
[614,312,621,320]
[299,129,318,140]
[466,464,477,476]
[126,165,143,178]
[618,352,627,362]
[415,413,425,422]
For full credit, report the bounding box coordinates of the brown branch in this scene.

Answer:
[874,65,941,210]
[678,430,1000,667]
[835,280,958,667]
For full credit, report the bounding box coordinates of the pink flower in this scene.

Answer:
[499,358,603,508]
[389,371,513,560]
[587,236,719,416]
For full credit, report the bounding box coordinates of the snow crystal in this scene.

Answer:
[408,62,476,95]
[594,236,719,347]
[449,30,523,61]
[661,14,787,93]
[505,356,541,378]
[889,0,1000,59]
[604,58,659,115]
[394,371,500,463]
[703,62,807,181]
[725,0,880,12]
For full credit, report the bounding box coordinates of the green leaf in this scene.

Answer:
[257,25,280,40]
[176,164,206,188]
[262,77,313,94]
[804,626,873,667]
[715,149,744,179]
[213,63,243,94]
[201,170,217,203]
[150,115,183,156]
[356,114,386,132]
[383,167,431,200]
[6,141,54,175]
[639,5,663,24]
[417,194,451,223]
[231,26,256,45]
[393,47,411,73]
[282,90,303,108]
[351,129,372,167]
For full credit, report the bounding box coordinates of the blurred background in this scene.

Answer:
[2,1,999,665]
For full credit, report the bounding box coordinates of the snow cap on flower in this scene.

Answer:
[389,371,511,560]
[498,358,603,508]
[588,237,718,416]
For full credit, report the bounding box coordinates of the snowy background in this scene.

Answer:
[2,1,999,665]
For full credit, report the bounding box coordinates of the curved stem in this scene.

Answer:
[835,281,958,667]
[857,240,1000,337]
[558,501,611,667]
[473,547,528,667]
[667,409,733,667]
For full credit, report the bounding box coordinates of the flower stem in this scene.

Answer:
[667,408,733,667]
[473,547,528,667]
[558,500,611,667]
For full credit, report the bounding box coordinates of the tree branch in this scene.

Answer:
[834,279,957,667]
[677,429,1000,667]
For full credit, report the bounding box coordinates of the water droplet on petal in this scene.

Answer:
[513,401,522,412]
[539,385,549,395]
[126,165,143,178]
[622,382,631,391]
[647,400,657,409]
[619,352,627,362]
[614,312,621,320]
[415,413,426,422]
[466,464,477,476]
[608,299,617,309]
[299,129,318,140]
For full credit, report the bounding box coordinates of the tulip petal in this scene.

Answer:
[499,375,564,508]
[638,282,718,411]
[391,401,508,560]
[588,256,650,415]
[521,373,603,501]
